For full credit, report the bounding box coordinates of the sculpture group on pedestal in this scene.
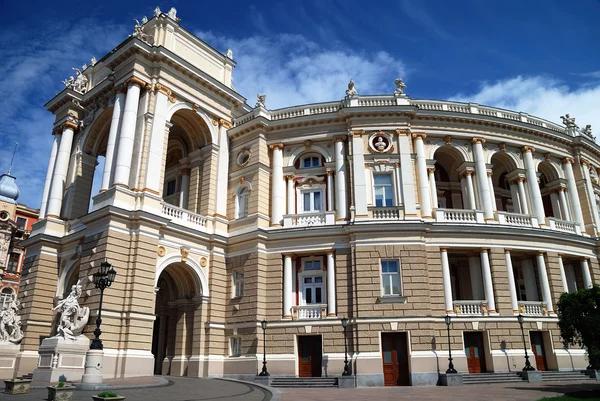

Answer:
[52,280,90,340]
[0,299,23,344]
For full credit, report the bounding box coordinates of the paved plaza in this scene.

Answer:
[5,378,600,401]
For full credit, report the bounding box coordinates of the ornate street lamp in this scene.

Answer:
[90,260,117,350]
[517,314,535,371]
[259,319,269,376]
[341,317,350,376]
[444,315,457,373]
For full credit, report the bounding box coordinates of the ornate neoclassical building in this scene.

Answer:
[16,7,600,386]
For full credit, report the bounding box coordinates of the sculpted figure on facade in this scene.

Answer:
[226,49,233,59]
[133,19,155,45]
[394,78,406,95]
[590,166,599,185]
[256,93,266,108]
[582,124,594,139]
[52,280,90,340]
[168,7,177,20]
[90,56,97,67]
[0,299,23,344]
[0,233,10,267]
[345,79,358,97]
[154,6,161,17]
[70,67,89,94]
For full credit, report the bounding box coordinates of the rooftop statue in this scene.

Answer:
[90,57,97,67]
[168,7,177,20]
[0,298,23,344]
[256,93,266,108]
[154,6,161,17]
[560,114,577,128]
[226,49,233,59]
[52,280,90,340]
[345,79,358,97]
[64,67,89,94]
[582,124,593,136]
[394,78,406,95]
[133,19,155,45]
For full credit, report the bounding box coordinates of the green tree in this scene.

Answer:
[557,284,600,369]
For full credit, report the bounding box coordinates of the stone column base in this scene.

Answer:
[439,373,463,386]
[337,375,356,388]
[0,343,19,380]
[519,370,542,383]
[80,349,104,385]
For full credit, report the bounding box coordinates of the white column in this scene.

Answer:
[581,259,593,289]
[351,132,368,217]
[46,120,77,218]
[509,181,521,213]
[480,249,496,313]
[505,250,519,313]
[394,162,403,205]
[550,192,561,219]
[523,147,546,223]
[557,256,569,293]
[215,120,231,217]
[428,167,438,209]
[286,175,295,214]
[101,91,125,190]
[283,254,293,319]
[582,161,600,233]
[460,176,469,209]
[270,143,285,225]
[113,79,143,188]
[517,177,529,214]
[488,172,497,212]
[563,158,585,231]
[536,252,553,313]
[334,137,347,219]
[397,131,416,216]
[440,248,454,313]
[472,139,494,219]
[465,171,477,210]
[558,188,570,221]
[565,264,577,293]
[144,90,169,193]
[327,251,336,317]
[522,259,539,301]
[468,255,484,300]
[414,134,431,217]
[179,170,190,209]
[39,133,60,218]
[326,171,334,212]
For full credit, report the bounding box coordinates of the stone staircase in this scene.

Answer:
[541,371,596,382]
[463,372,524,385]
[270,377,339,388]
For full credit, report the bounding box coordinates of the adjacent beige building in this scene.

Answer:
[17,8,600,386]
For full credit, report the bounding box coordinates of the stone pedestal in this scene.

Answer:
[80,349,104,385]
[519,370,542,383]
[254,375,272,387]
[337,375,356,388]
[32,335,90,383]
[0,343,19,380]
[439,373,463,386]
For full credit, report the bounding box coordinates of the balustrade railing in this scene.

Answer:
[519,301,546,316]
[291,305,326,320]
[496,212,539,228]
[547,217,580,234]
[369,206,403,220]
[454,300,488,315]
[282,211,335,227]
[435,208,484,223]
[161,202,210,230]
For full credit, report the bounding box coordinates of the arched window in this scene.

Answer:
[237,188,249,218]
[0,287,13,309]
[299,154,322,169]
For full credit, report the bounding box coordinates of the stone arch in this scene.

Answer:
[56,259,81,298]
[80,107,113,157]
[490,152,520,212]
[286,144,332,167]
[427,142,471,163]
[538,160,561,183]
[165,102,217,145]
[155,253,209,298]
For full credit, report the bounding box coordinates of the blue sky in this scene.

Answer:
[1,1,599,208]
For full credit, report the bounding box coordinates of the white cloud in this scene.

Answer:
[198,31,406,109]
[450,76,600,136]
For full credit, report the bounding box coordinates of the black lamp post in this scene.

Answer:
[341,317,350,376]
[517,314,535,371]
[90,260,117,350]
[259,319,269,376]
[444,315,457,373]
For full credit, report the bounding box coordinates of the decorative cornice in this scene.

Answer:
[154,83,172,96]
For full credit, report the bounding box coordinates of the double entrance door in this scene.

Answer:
[298,336,322,377]
[464,332,486,373]
[530,331,547,371]
[381,332,409,386]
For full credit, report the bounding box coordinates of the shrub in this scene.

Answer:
[97,390,119,398]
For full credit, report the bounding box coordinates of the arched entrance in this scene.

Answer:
[152,260,206,376]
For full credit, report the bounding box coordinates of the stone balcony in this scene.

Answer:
[454,300,489,316]
[435,208,485,224]
[519,301,547,316]
[368,206,403,220]
[282,211,335,228]
[291,305,327,320]
[161,202,212,232]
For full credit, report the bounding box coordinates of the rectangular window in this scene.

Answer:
[304,260,321,270]
[7,253,19,272]
[302,156,320,168]
[233,271,244,298]
[237,189,248,218]
[302,190,323,212]
[381,260,401,296]
[374,174,394,207]
[230,337,241,356]
[16,217,27,229]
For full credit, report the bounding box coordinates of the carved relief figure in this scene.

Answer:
[560,114,577,128]
[52,280,90,340]
[133,19,155,45]
[345,79,358,97]
[0,299,24,344]
[590,167,599,185]
[256,94,266,108]
[375,137,387,152]
[394,78,406,94]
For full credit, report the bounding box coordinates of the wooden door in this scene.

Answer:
[464,332,486,373]
[530,331,547,371]
[381,333,410,386]
[298,336,322,377]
